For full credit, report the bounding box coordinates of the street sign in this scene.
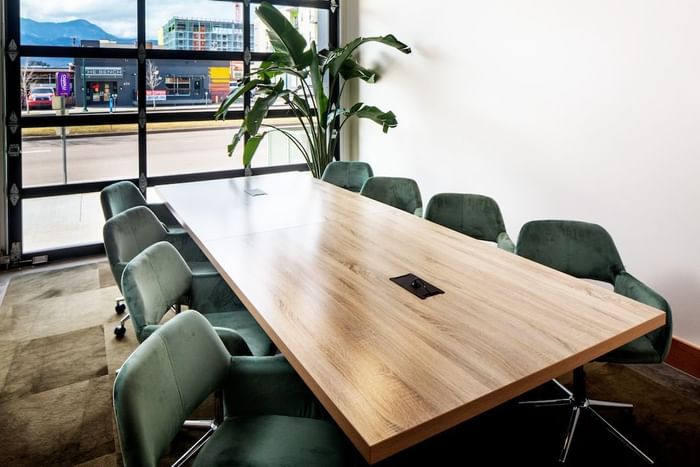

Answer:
[56,72,72,96]
[146,90,166,102]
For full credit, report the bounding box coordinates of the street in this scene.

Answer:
[21,126,306,252]
[22,126,305,187]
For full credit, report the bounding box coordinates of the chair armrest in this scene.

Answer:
[191,274,245,312]
[147,203,180,228]
[614,272,673,360]
[165,231,208,263]
[213,327,253,356]
[496,232,515,253]
[139,324,161,342]
[223,355,325,420]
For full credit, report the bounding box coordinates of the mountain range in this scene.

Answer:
[20,18,137,67]
[21,18,135,47]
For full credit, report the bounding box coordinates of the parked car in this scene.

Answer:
[27,86,55,110]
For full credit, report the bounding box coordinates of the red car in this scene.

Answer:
[27,87,55,110]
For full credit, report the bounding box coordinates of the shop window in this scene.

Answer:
[165,77,192,96]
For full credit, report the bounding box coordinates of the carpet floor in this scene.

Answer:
[0,262,698,466]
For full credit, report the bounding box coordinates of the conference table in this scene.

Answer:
[157,172,665,464]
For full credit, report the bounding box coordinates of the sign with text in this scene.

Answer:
[56,72,72,96]
[146,89,166,102]
[85,66,123,78]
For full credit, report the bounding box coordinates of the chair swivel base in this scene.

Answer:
[519,366,653,465]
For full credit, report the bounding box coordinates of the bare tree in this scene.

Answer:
[21,59,38,112]
[146,60,163,108]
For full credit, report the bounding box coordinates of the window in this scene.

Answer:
[165,76,191,96]
[4,0,337,258]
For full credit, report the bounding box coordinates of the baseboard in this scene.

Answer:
[666,337,700,379]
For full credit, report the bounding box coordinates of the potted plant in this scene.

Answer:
[214,1,411,178]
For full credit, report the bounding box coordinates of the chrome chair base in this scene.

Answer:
[520,366,653,465]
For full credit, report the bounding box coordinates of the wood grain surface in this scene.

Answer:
[157,173,665,463]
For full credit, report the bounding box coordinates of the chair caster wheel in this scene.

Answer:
[114,326,126,339]
[115,303,126,314]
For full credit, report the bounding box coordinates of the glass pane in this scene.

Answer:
[251,4,329,53]
[147,1,244,51]
[20,1,137,47]
[20,57,138,116]
[146,60,243,112]
[250,117,308,168]
[147,120,244,176]
[22,125,139,187]
[23,193,103,252]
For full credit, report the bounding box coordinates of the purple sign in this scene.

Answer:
[56,72,71,96]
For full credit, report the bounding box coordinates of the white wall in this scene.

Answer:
[346,0,700,345]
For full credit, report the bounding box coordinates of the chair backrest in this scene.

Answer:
[103,206,169,290]
[113,311,230,467]
[100,181,148,221]
[614,272,673,361]
[425,193,508,243]
[321,161,374,192]
[360,176,423,215]
[121,241,193,342]
[516,220,625,284]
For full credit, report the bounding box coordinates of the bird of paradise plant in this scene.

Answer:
[214,1,411,178]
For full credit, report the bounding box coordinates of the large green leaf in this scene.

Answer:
[256,2,310,68]
[339,58,379,83]
[355,105,398,133]
[328,34,411,77]
[245,80,286,136]
[214,79,264,120]
[226,125,247,158]
[309,41,328,127]
[243,133,267,167]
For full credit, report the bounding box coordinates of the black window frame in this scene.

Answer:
[3,0,339,261]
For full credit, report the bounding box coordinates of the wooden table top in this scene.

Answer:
[157,172,665,464]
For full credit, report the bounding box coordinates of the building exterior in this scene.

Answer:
[159,14,246,51]
[73,57,242,108]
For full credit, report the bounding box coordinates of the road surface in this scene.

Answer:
[22,127,305,187]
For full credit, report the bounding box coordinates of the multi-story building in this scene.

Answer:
[158,16,246,52]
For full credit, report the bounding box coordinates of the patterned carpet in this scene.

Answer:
[0,262,136,467]
[0,262,698,466]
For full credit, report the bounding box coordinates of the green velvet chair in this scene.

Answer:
[103,206,244,339]
[100,180,183,234]
[321,161,374,192]
[113,310,352,467]
[101,181,189,315]
[516,220,673,464]
[424,193,515,252]
[122,240,274,357]
[360,176,423,216]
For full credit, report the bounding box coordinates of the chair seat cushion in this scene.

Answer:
[193,415,351,467]
[597,335,661,364]
[206,311,275,357]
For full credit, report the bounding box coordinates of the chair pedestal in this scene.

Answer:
[520,366,653,465]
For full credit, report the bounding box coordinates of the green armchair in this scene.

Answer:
[516,220,672,464]
[113,310,351,467]
[103,206,245,339]
[424,193,515,252]
[122,241,274,357]
[101,181,192,316]
[360,176,423,216]
[100,180,183,234]
[321,161,374,193]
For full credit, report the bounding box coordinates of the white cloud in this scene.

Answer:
[20,0,240,40]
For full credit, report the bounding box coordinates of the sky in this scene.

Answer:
[20,0,243,40]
